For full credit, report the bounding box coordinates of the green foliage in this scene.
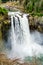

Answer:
[25,1,33,12]
[0,7,8,15]
[30,12,43,16]
[0,0,2,2]
[23,0,43,16]
[2,0,9,3]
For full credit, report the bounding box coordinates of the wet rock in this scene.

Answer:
[37,25,43,33]
[29,15,43,33]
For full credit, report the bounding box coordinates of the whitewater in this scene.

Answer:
[8,12,43,59]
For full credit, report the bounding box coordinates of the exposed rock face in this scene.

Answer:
[0,15,11,30]
[29,16,43,33]
[0,13,43,33]
[0,15,11,42]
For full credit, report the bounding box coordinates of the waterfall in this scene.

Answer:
[8,12,43,59]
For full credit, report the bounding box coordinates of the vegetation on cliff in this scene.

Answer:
[22,0,43,16]
[0,7,8,26]
[0,7,8,15]
[0,0,43,16]
[0,7,10,34]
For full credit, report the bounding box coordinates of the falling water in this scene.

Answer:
[8,12,43,59]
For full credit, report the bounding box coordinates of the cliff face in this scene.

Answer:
[0,14,43,34]
[28,15,43,33]
[0,15,11,42]
[0,2,43,33]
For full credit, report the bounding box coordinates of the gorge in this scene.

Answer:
[1,11,42,59]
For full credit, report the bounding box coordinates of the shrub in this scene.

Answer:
[0,7,8,15]
[23,0,43,16]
